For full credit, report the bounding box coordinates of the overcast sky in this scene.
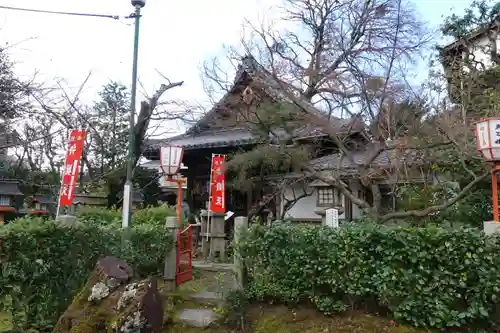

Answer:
[0,0,473,136]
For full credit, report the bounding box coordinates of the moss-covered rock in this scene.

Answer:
[52,256,163,333]
[0,311,12,332]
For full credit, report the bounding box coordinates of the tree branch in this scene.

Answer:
[379,171,490,221]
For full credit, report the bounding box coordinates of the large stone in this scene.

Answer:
[52,256,164,333]
[177,309,219,328]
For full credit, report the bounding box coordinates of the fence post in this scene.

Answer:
[164,216,178,292]
[233,216,248,290]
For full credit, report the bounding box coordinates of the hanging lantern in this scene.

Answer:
[475,118,500,161]
[160,146,184,176]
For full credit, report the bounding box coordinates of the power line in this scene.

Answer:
[0,5,132,20]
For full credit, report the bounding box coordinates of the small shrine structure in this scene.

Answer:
[0,179,24,224]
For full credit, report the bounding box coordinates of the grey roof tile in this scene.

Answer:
[0,180,23,196]
[310,147,420,175]
[311,150,389,171]
[144,56,365,154]
[34,194,55,204]
[147,128,260,150]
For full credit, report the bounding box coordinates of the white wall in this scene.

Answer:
[280,180,364,221]
[281,182,319,220]
[459,34,499,71]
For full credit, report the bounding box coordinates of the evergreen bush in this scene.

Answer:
[239,223,500,330]
[0,216,173,331]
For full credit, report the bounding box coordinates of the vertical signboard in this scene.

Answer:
[489,119,500,147]
[476,121,490,149]
[209,154,226,213]
[325,208,339,228]
[58,129,86,207]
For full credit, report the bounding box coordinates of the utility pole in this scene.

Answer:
[122,0,146,228]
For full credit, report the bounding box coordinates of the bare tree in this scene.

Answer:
[2,56,188,207]
[43,74,185,207]
[202,0,493,222]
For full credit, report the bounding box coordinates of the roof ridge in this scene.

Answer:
[182,127,251,137]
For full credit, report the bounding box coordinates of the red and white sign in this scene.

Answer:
[59,129,86,207]
[209,155,226,213]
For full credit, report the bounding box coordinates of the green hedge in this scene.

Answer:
[0,217,173,332]
[239,223,500,330]
[76,205,176,227]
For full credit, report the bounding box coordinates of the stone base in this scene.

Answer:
[57,215,77,224]
[484,221,500,235]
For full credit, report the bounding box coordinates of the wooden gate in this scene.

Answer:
[176,224,193,285]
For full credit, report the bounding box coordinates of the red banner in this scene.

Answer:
[59,129,86,207]
[209,155,226,213]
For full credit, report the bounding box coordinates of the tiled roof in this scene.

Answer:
[145,118,363,151]
[0,180,23,196]
[146,128,260,151]
[292,117,364,138]
[310,148,419,175]
[144,56,365,154]
[34,194,55,204]
[144,118,363,152]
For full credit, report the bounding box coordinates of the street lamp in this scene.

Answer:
[160,146,185,226]
[475,118,500,223]
[122,0,146,228]
[131,0,146,7]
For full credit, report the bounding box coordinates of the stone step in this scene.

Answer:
[177,308,219,328]
[188,291,224,306]
[192,260,234,272]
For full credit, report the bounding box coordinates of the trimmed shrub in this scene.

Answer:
[239,223,500,330]
[76,206,121,226]
[0,217,173,332]
[76,205,176,227]
[132,205,176,227]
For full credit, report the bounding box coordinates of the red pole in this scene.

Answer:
[176,180,183,227]
[493,166,499,222]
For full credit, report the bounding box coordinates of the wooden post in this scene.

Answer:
[493,165,499,222]
[164,216,178,292]
[200,210,210,259]
[166,175,185,227]
[233,216,248,290]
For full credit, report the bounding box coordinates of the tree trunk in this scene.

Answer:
[371,184,382,216]
[105,82,184,208]
[107,181,122,209]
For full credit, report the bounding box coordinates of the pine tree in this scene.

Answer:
[90,81,130,175]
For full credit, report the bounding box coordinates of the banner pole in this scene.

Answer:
[207,154,214,241]
[55,131,72,219]
[56,130,86,219]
